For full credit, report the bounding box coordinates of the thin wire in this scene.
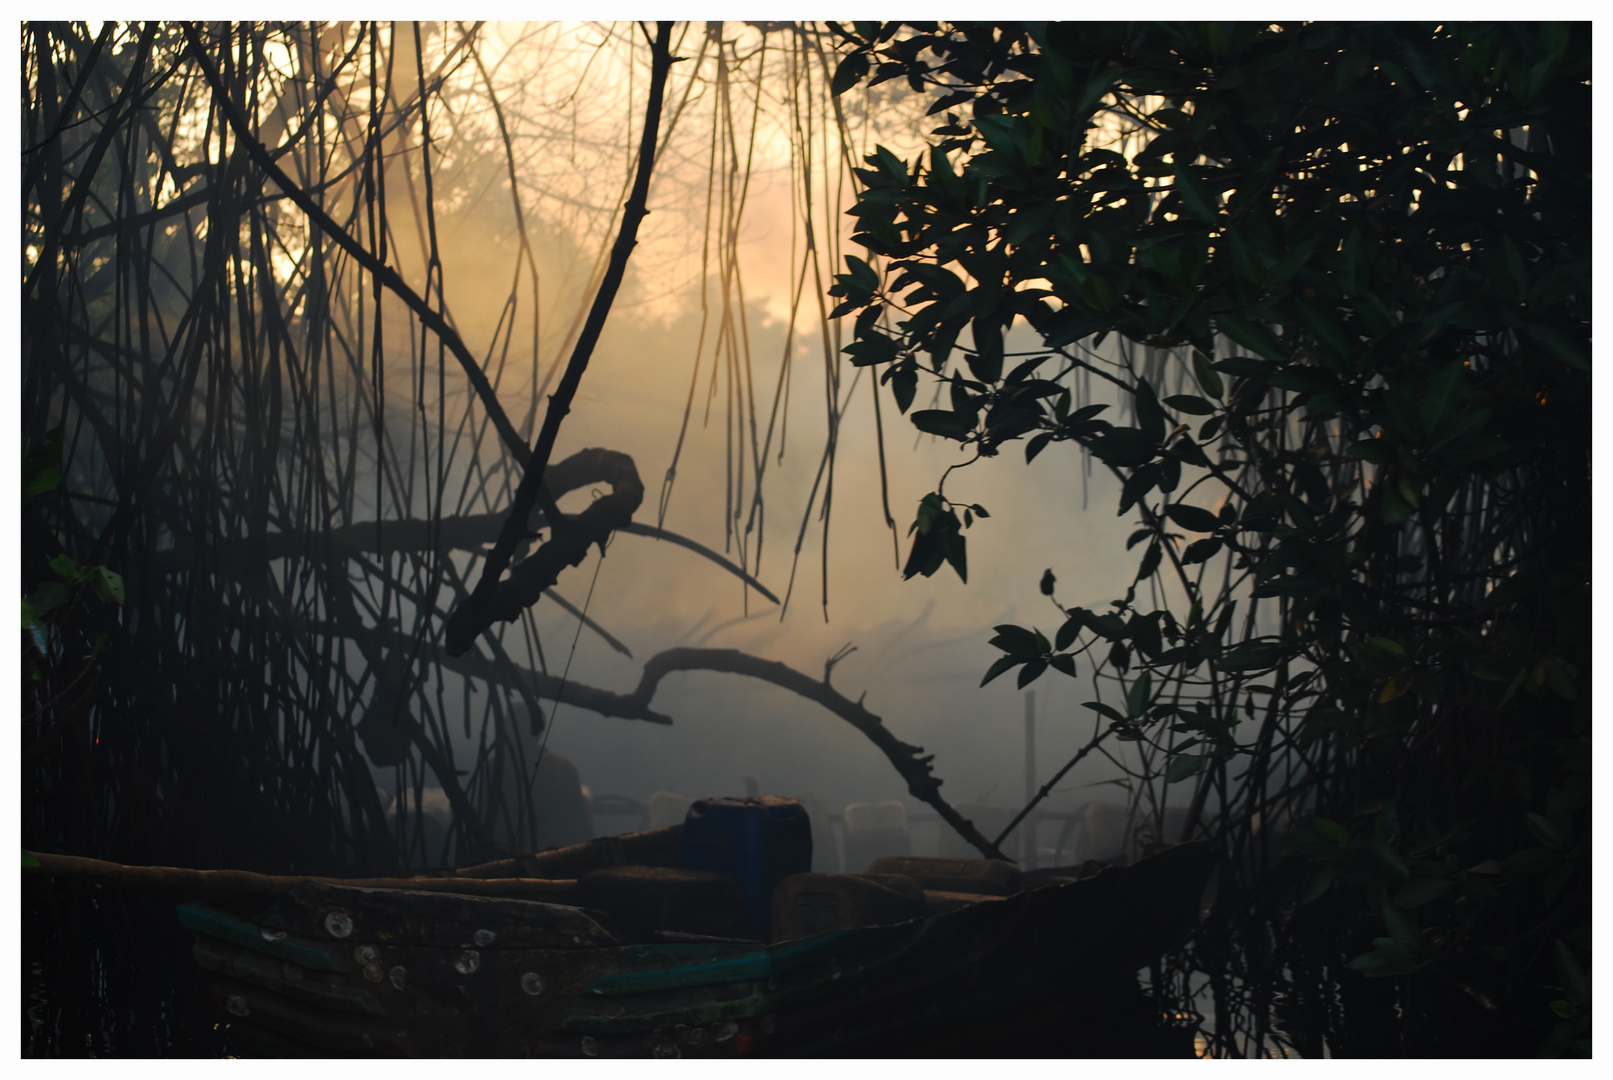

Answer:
[532,533,607,771]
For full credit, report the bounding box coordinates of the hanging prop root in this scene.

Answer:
[444,449,643,655]
[620,647,1009,861]
[446,22,675,658]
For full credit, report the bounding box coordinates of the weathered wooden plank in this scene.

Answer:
[582,925,865,996]
[25,849,580,902]
[281,882,619,950]
[205,978,419,1056]
[556,977,770,1034]
[192,937,388,1016]
[177,902,349,972]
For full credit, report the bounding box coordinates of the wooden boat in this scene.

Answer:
[175,827,1214,1057]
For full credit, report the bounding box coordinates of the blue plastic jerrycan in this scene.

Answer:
[678,795,812,941]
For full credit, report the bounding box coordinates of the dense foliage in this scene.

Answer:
[827,21,1589,1056]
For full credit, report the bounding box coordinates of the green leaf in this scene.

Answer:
[1380,483,1415,524]
[845,254,880,290]
[1055,615,1082,652]
[1215,642,1282,672]
[1553,939,1590,1006]
[1418,361,1467,441]
[1089,427,1158,467]
[910,409,973,440]
[1528,324,1589,371]
[1265,235,1318,287]
[1164,502,1220,533]
[980,654,1023,687]
[1215,313,1288,364]
[941,530,968,583]
[1135,540,1163,581]
[1165,754,1204,784]
[1365,636,1406,660]
[1181,538,1223,564]
[1126,670,1152,718]
[1081,610,1127,640]
[1129,612,1163,660]
[1118,464,1160,516]
[925,88,976,116]
[1503,846,1559,876]
[1083,700,1127,724]
[844,331,900,367]
[1313,817,1347,845]
[1298,866,1337,905]
[873,146,909,186]
[1267,367,1333,393]
[832,50,870,97]
[1394,877,1452,908]
[1525,812,1568,851]
[1173,165,1218,222]
[1016,658,1048,688]
[90,566,125,606]
[1380,901,1420,948]
[25,466,61,498]
[1210,355,1274,378]
[1350,939,1421,977]
[28,581,67,620]
[990,624,1044,658]
[889,365,917,413]
[23,426,65,497]
[1368,837,1411,879]
[1134,379,1165,444]
[1157,458,1181,494]
[23,850,41,868]
[49,554,82,581]
[1346,439,1395,464]
[1163,394,1216,415]
[1192,351,1224,400]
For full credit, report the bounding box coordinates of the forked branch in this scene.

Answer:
[447,21,677,656]
[617,647,1008,861]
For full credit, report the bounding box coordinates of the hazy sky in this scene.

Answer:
[360,23,1170,833]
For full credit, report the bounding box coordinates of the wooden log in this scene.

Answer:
[24,850,576,902]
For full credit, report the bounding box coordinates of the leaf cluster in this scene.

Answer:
[832,21,1590,1056]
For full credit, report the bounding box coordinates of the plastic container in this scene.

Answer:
[678,795,812,940]
[841,800,911,873]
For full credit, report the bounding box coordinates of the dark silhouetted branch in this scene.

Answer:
[618,647,1008,860]
[447,21,677,656]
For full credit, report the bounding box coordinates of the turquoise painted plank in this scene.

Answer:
[177,902,349,973]
[586,945,772,994]
[584,925,890,995]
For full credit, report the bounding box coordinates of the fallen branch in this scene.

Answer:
[616,647,1009,861]
[366,625,674,725]
[147,511,779,604]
